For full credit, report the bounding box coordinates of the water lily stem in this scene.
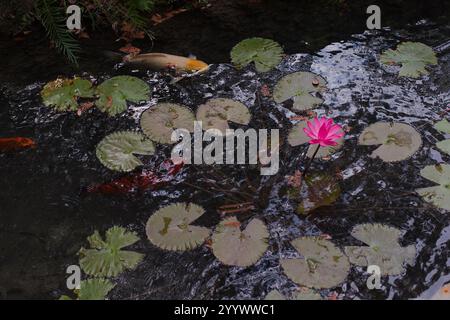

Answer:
[302,144,320,179]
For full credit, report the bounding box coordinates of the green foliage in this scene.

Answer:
[59,278,116,300]
[231,38,284,72]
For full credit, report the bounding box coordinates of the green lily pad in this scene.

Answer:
[96,76,150,116]
[273,72,327,111]
[196,98,251,135]
[436,140,450,155]
[289,173,341,215]
[380,42,437,78]
[211,217,269,267]
[140,103,195,144]
[281,237,350,289]
[79,226,144,277]
[230,38,283,72]
[344,224,416,275]
[96,131,155,172]
[41,78,94,111]
[416,164,450,211]
[264,288,322,300]
[146,203,210,251]
[287,121,344,158]
[265,290,286,300]
[434,119,450,134]
[358,122,422,162]
[59,278,115,300]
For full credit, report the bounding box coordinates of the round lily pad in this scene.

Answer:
[293,288,323,300]
[288,121,344,158]
[434,119,450,134]
[265,290,285,300]
[273,72,327,111]
[196,98,251,135]
[141,103,195,144]
[416,164,450,211]
[436,140,450,156]
[96,76,150,116]
[79,226,144,278]
[59,278,115,300]
[380,42,437,78]
[281,237,350,289]
[41,78,94,111]
[344,224,416,275]
[146,203,210,251]
[96,131,155,172]
[358,122,422,162]
[211,217,269,267]
[230,38,283,72]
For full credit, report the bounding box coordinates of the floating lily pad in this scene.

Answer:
[96,76,150,116]
[281,237,350,289]
[141,103,195,144]
[264,288,322,300]
[230,38,283,72]
[265,290,285,300]
[344,224,416,275]
[290,173,341,215]
[380,42,437,78]
[416,164,450,211]
[288,121,344,158]
[358,122,422,162]
[196,98,251,135]
[146,203,210,251]
[41,78,94,111]
[60,278,116,300]
[79,226,144,277]
[273,72,327,111]
[96,131,155,172]
[211,217,268,267]
[436,140,450,155]
[434,119,450,134]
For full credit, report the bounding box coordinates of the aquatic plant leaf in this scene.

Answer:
[146,203,210,251]
[293,288,323,300]
[196,98,251,135]
[344,224,416,275]
[211,217,269,267]
[273,72,327,111]
[293,173,341,215]
[281,237,350,289]
[79,226,144,277]
[96,131,155,172]
[140,103,195,144]
[434,119,450,134]
[78,278,115,300]
[265,290,285,300]
[358,122,422,162]
[41,78,94,111]
[416,164,450,210]
[288,121,343,158]
[96,76,150,116]
[436,140,450,155]
[230,38,283,72]
[380,42,437,78]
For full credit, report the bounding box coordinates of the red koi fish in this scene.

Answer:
[86,159,184,195]
[0,137,36,151]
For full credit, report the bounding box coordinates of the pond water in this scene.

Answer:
[0,19,449,299]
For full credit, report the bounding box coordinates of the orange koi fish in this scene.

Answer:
[124,53,209,73]
[0,137,36,151]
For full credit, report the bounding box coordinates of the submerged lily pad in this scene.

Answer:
[141,103,195,144]
[196,98,251,135]
[358,122,422,162]
[380,42,437,78]
[230,38,283,72]
[211,217,268,267]
[60,278,115,300]
[146,203,210,251]
[96,76,150,116]
[273,72,327,111]
[288,121,344,158]
[79,226,144,277]
[344,224,416,275]
[96,131,155,172]
[434,119,450,134]
[41,78,94,111]
[281,237,350,289]
[290,173,341,215]
[416,164,450,211]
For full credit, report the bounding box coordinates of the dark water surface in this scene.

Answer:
[0,7,450,300]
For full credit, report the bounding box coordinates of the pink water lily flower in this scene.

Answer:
[303,117,344,147]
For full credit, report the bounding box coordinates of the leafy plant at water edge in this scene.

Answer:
[79,226,144,277]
